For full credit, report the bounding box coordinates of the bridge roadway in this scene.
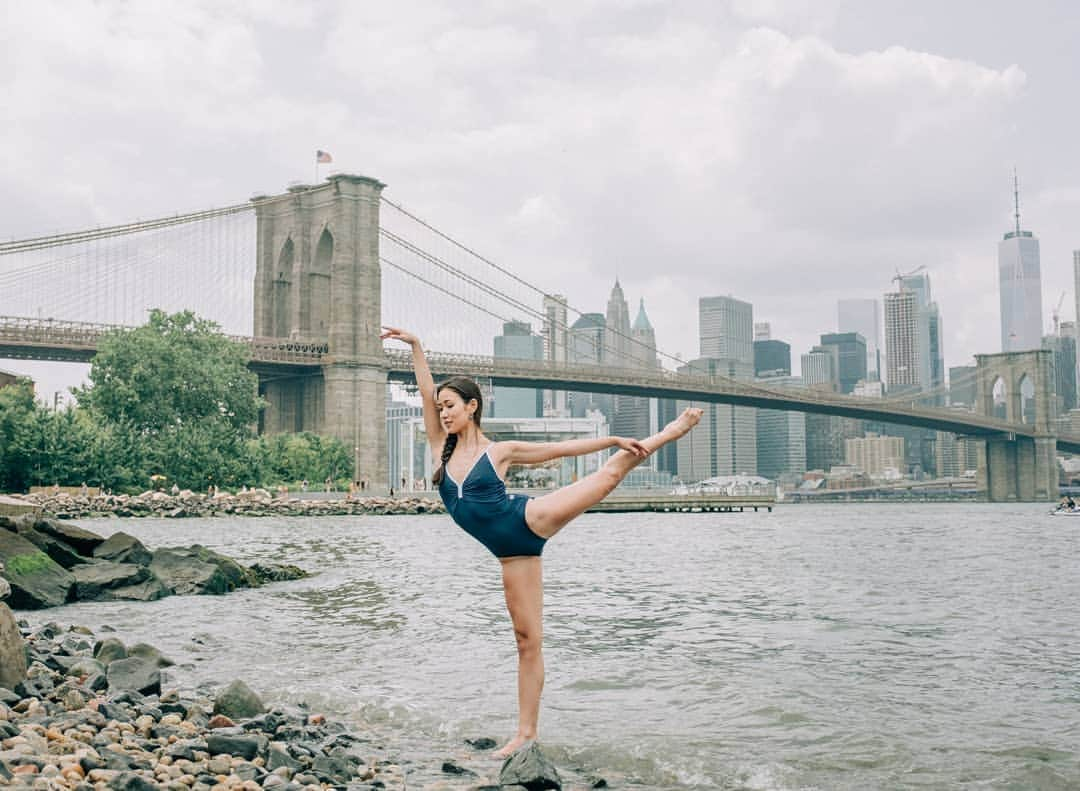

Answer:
[5,315,1080,453]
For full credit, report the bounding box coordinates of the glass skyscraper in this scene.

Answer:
[998,193,1043,352]
[837,299,882,381]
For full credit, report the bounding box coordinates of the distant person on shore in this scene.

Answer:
[381,326,702,759]
[325,477,333,493]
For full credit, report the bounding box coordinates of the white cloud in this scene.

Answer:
[2,0,1074,397]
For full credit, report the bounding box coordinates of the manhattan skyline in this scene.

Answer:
[3,2,1080,400]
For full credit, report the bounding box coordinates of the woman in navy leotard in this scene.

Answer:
[381,326,702,758]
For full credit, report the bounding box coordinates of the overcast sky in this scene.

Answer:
[4,0,1080,400]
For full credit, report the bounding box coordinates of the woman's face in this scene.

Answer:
[436,387,477,434]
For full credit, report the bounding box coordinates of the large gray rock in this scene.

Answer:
[0,561,9,601]
[107,656,161,695]
[213,680,265,720]
[71,561,150,600]
[26,518,105,555]
[149,547,233,595]
[0,529,74,609]
[127,642,174,668]
[499,742,562,790]
[13,524,88,569]
[104,577,170,602]
[94,637,127,665]
[93,531,152,566]
[0,603,27,688]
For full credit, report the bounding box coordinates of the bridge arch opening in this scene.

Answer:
[1019,374,1035,424]
[273,237,294,337]
[992,376,1007,420]
[302,227,333,335]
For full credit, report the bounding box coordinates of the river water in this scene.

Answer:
[25,503,1080,789]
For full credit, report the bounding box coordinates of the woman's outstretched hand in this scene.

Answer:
[615,437,649,458]
[380,326,420,346]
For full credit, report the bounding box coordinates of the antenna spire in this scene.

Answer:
[1013,167,1021,235]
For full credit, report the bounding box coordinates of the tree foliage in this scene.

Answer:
[0,310,355,493]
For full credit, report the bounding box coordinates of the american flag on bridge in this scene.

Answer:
[316,150,333,163]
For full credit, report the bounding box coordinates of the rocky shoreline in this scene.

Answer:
[0,515,307,610]
[0,620,569,790]
[2,492,446,521]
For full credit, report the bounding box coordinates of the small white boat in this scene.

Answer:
[1050,508,1080,516]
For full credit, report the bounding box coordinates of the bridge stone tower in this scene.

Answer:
[974,350,1057,501]
[252,175,387,485]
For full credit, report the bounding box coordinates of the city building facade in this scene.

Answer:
[492,320,544,417]
[838,299,882,382]
[845,433,905,479]
[999,228,1043,352]
[819,332,868,394]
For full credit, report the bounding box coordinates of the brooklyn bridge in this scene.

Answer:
[2,174,1071,501]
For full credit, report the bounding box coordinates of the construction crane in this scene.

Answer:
[892,265,927,289]
[1052,291,1066,334]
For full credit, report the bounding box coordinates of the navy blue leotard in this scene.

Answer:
[438,446,547,558]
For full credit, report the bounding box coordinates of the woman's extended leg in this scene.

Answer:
[494,556,544,759]
[525,407,702,539]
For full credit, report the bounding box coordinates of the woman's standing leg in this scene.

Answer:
[525,407,702,539]
[495,556,544,758]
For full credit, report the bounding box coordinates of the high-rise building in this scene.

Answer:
[542,294,569,417]
[1043,323,1077,415]
[676,358,756,480]
[897,272,942,399]
[806,414,863,472]
[838,299,882,381]
[801,347,837,388]
[845,433,905,479]
[819,332,868,394]
[605,280,632,368]
[755,373,806,479]
[884,289,920,394]
[700,296,753,363]
[754,322,772,341]
[568,312,611,420]
[492,320,544,417]
[613,298,658,442]
[999,177,1043,352]
[1073,249,1080,396]
[754,339,791,377]
[949,365,977,408]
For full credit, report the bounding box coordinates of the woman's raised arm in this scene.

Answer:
[499,435,647,467]
[381,327,445,453]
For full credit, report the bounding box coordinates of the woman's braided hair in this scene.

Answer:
[431,377,483,486]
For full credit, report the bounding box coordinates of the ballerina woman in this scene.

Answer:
[381,326,703,758]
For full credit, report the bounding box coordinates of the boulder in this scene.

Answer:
[498,742,562,790]
[0,603,27,688]
[149,547,235,595]
[66,657,106,678]
[127,642,175,668]
[71,562,150,600]
[26,518,104,555]
[103,578,170,602]
[213,680,265,720]
[13,524,88,569]
[93,532,152,566]
[248,562,308,584]
[107,656,160,695]
[94,637,127,665]
[205,733,265,761]
[0,530,74,609]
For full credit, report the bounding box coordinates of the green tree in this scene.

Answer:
[250,432,353,487]
[76,309,263,489]
[0,379,38,491]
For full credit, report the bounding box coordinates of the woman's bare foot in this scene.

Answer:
[663,407,703,439]
[491,733,535,760]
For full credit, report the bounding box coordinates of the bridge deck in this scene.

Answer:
[5,314,1080,452]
